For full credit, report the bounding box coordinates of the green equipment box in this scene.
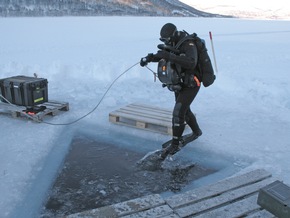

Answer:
[257,180,290,218]
[0,75,48,107]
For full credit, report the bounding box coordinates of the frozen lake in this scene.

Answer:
[1,16,290,217]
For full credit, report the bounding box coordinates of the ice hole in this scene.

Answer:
[13,125,252,218]
[41,134,217,217]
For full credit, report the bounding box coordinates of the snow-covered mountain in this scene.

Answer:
[180,0,290,20]
[0,0,226,17]
[2,0,290,19]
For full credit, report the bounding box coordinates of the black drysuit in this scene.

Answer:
[151,39,201,143]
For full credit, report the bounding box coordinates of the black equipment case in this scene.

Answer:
[0,75,48,107]
[257,180,290,218]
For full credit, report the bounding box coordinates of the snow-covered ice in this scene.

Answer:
[0,16,290,217]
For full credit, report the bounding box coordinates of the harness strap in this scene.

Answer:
[175,32,197,49]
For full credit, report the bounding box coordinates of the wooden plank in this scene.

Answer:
[109,114,119,123]
[125,104,172,117]
[159,214,180,218]
[110,104,172,122]
[117,109,171,123]
[11,111,20,118]
[110,110,171,125]
[167,127,173,135]
[246,209,276,218]
[118,103,171,113]
[42,101,69,111]
[110,106,172,123]
[175,177,276,217]
[129,103,172,115]
[136,121,147,129]
[109,113,171,128]
[194,194,260,218]
[166,169,272,209]
[66,194,165,218]
[122,205,174,218]
[110,116,172,135]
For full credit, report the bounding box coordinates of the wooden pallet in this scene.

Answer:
[67,169,276,218]
[165,169,275,218]
[0,100,69,121]
[109,103,173,135]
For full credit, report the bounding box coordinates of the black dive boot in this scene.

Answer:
[160,140,181,160]
[161,129,202,150]
[161,119,186,160]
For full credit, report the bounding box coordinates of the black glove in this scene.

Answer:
[140,57,148,67]
[140,53,154,67]
[154,50,171,60]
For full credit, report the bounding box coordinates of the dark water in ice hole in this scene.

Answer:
[41,136,216,217]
